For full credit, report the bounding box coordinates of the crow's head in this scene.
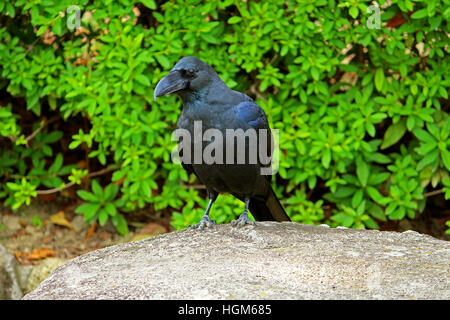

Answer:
[154,56,218,101]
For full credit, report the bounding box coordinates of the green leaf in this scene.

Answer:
[349,6,359,19]
[365,122,375,137]
[364,217,379,229]
[414,129,436,143]
[381,119,406,149]
[98,209,108,226]
[42,177,64,188]
[112,169,127,182]
[134,74,150,86]
[439,86,448,99]
[200,33,220,44]
[91,180,103,198]
[104,183,119,201]
[333,186,357,198]
[417,149,439,170]
[75,203,101,220]
[331,213,354,228]
[49,153,63,174]
[155,55,170,69]
[368,203,386,222]
[322,149,331,169]
[141,180,152,196]
[6,2,15,17]
[356,158,369,187]
[389,206,406,220]
[411,9,428,19]
[369,172,390,186]
[352,189,363,208]
[43,131,63,144]
[36,26,47,36]
[406,116,415,131]
[311,67,319,81]
[375,68,385,92]
[228,16,242,24]
[366,186,388,205]
[141,0,156,10]
[69,140,81,149]
[77,190,99,202]
[399,64,407,77]
[441,149,450,171]
[410,84,418,95]
[6,182,20,191]
[427,123,440,140]
[368,152,391,164]
[112,214,129,235]
[32,215,43,227]
[356,200,366,216]
[104,202,117,216]
[52,18,63,36]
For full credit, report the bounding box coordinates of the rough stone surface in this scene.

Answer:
[23,222,450,300]
[0,244,23,300]
[16,264,33,294]
[25,257,67,294]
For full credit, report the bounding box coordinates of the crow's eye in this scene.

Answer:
[185,68,195,77]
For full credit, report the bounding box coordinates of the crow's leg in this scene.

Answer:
[231,196,256,228]
[189,190,218,231]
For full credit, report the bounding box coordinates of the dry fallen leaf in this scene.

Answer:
[84,221,97,243]
[14,252,24,259]
[386,11,413,28]
[49,211,73,229]
[26,248,56,260]
[41,236,53,244]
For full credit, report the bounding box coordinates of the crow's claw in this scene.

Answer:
[231,213,256,228]
[189,216,216,231]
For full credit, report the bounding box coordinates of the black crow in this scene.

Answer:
[154,56,290,229]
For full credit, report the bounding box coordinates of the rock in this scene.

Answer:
[24,225,36,235]
[2,216,22,236]
[15,264,33,294]
[70,215,86,233]
[25,257,67,294]
[23,222,450,300]
[0,244,23,299]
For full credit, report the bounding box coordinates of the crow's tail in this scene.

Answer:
[249,187,290,222]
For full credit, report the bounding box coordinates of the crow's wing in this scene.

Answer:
[234,100,274,180]
[234,101,270,131]
[233,101,289,221]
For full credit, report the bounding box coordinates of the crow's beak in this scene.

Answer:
[154,71,187,101]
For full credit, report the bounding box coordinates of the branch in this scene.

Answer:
[36,181,76,195]
[25,116,60,147]
[187,184,206,189]
[424,189,443,198]
[25,38,39,55]
[248,83,267,102]
[36,166,117,195]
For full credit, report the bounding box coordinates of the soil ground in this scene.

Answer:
[0,197,171,266]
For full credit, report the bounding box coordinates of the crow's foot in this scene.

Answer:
[188,216,216,231]
[231,212,256,228]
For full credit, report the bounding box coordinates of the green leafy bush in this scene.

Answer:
[0,0,448,234]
